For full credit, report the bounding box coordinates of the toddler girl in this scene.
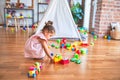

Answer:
[24,21,55,61]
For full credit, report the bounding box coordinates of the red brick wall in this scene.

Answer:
[114,0,120,22]
[94,0,120,36]
[94,0,103,36]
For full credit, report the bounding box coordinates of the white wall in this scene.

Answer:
[83,0,91,31]
[0,0,5,24]
[73,0,82,4]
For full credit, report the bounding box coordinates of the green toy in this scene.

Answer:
[55,46,59,49]
[90,41,94,46]
[56,39,61,44]
[80,48,88,55]
[66,43,71,47]
[75,59,81,64]
[70,54,81,64]
[74,53,79,59]
[70,57,77,62]
[51,43,55,47]
[94,35,97,40]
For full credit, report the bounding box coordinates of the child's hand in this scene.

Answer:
[50,59,54,63]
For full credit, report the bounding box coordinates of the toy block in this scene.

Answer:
[60,58,69,65]
[53,54,63,63]
[74,54,79,59]
[80,43,89,47]
[54,58,60,63]
[75,59,81,64]
[70,57,77,62]
[51,43,55,47]
[80,48,88,55]
[76,50,80,54]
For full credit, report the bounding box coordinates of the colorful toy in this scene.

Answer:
[76,50,80,54]
[55,46,59,49]
[107,35,111,40]
[11,28,15,32]
[53,54,62,63]
[71,47,76,51]
[70,53,79,62]
[19,3,24,8]
[104,35,107,39]
[6,13,12,18]
[23,27,26,31]
[56,39,61,44]
[27,66,37,78]
[6,10,16,18]
[6,3,11,8]
[27,62,42,78]
[66,46,72,50]
[70,57,81,64]
[50,53,54,56]
[11,3,16,8]
[80,48,88,55]
[11,10,16,17]
[74,53,79,59]
[32,23,38,29]
[66,43,71,47]
[19,13,24,18]
[51,43,55,47]
[80,43,89,47]
[61,43,65,48]
[70,53,81,64]
[70,57,77,62]
[60,58,69,65]
[90,41,94,46]
[91,31,95,35]
[94,35,97,40]
[66,43,71,50]
[48,46,51,48]
[34,62,42,73]
[61,38,66,44]
[60,38,67,48]
[71,41,79,47]
[75,59,81,64]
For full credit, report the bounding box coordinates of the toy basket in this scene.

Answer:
[110,31,120,39]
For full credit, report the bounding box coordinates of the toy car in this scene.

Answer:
[27,66,38,78]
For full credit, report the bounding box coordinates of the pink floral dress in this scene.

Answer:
[24,32,47,58]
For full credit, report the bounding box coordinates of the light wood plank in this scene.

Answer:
[0,28,120,80]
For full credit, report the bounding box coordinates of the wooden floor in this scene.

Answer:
[0,28,120,80]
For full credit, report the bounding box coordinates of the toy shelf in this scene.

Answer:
[37,2,49,22]
[4,8,34,27]
[38,3,48,5]
[4,0,34,27]
[6,17,33,19]
[4,8,34,10]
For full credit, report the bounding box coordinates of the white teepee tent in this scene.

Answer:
[36,0,82,40]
